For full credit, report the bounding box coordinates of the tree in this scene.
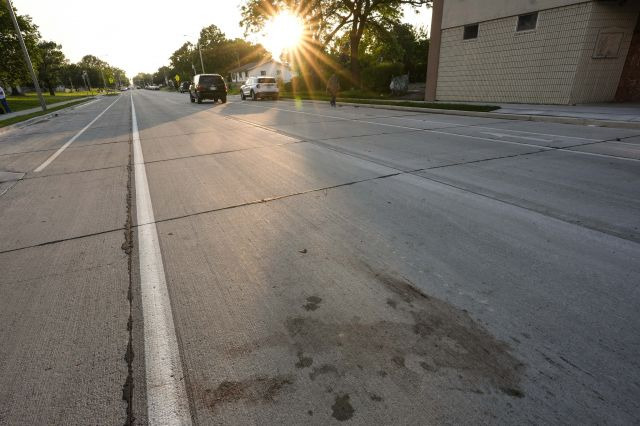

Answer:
[240,0,432,85]
[37,41,67,95]
[198,24,227,48]
[0,2,41,93]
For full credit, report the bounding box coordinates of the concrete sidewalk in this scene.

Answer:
[495,102,640,123]
[0,97,93,122]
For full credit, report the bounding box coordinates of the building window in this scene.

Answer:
[516,12,538,32]
[260,70,267,76]
[276,70,282,75]
[463,24,479,40]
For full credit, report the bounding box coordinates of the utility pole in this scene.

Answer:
[5,0,46,111]
[198,42,205,74]
[100,68,107,92]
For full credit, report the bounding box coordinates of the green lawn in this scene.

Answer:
[279,92,499,112]
[0,99,93,128]
[4,92,96,112]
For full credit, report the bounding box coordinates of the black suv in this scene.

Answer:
[189,74,227,104]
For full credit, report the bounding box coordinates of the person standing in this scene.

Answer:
[326,73,340,107]
[0,85,11,114]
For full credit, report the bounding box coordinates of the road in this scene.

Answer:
[1,90,639,425]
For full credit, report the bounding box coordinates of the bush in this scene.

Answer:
[361,62,405,92]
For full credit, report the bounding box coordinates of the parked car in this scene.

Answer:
[240,77,279,101]
[179,81,190,93]
[146,84,160,90]
[189,74,227,104]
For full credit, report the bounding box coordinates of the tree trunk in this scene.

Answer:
[350,33,361,87]
[46,80,55,96]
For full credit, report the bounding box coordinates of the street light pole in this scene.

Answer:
[5,0,46,111]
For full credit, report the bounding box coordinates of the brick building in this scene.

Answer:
[425,0,640,104]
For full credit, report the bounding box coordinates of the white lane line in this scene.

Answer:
[34,95,121,172]
[234,102,640,162]
[73,98,100,110]
[131,94,192,425]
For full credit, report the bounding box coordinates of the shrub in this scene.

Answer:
[361,62,405,92]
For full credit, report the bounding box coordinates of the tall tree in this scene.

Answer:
[37,41,67,95]
[240,0,431,84]
[0,2,41,93]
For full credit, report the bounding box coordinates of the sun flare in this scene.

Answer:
[262,11,304,60]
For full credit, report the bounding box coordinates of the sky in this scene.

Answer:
[13,0,432,79]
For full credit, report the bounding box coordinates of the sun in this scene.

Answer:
[262,11,304,60]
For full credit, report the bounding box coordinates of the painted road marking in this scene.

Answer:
[131,94,192,425]
[34,95,122,172]
[480,131,552,143]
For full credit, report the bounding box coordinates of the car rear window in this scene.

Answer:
[198,75,224,85]
[258,78,276,83]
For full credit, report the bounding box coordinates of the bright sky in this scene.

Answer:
[12,0,431,79]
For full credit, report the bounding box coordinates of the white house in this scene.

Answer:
[229,58,297,84]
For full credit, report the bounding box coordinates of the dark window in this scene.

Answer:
[517,12,538,32]
[257,78,276,83]
[198,75,224,85]
[260,70,267,76]
[463,24,479,40]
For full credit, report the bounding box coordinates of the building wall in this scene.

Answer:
[437,2,593,104]
[442,0,588,29]
[570,2,639,103]
[616,15,640,102]
[436,1,639,104]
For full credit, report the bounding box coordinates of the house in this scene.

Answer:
[426,0,640,104]
[228,58,297,84]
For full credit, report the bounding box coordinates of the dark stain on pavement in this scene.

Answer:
[303,295,322,311]
[205,376,293,411]
[295,351,313,368]
[332,394,355,421]
[284,267,525,398]
[309,364,339,381]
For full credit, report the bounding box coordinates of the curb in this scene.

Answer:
[0,97,97,134]
[280,98,640,130]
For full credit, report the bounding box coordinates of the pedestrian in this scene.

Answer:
[0,85,10,114]
[326,73,340,107]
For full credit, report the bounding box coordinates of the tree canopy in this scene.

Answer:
[240,0,432,85]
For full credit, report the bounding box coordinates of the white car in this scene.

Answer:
[240,77,279,101]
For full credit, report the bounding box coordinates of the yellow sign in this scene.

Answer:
[175,74,181,82]
[108,77,114,84]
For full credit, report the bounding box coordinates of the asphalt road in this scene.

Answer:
[1,90,639,425]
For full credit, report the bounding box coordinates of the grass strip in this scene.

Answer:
[0,99,94,128]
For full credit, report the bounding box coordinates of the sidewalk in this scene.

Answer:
[0,97,93,122]
[494,102,640,123]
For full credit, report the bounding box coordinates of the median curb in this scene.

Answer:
[280,98,640,130]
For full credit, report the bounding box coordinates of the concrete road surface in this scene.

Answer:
[1,90,639,425]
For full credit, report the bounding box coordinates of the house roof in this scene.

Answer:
[228,57,292,74]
